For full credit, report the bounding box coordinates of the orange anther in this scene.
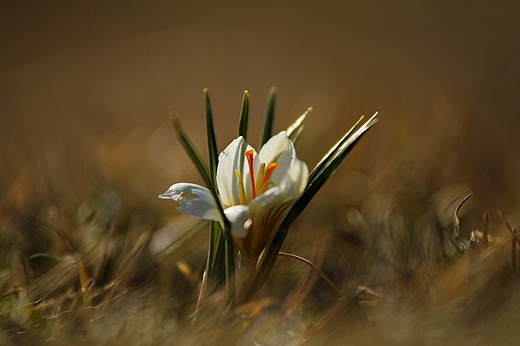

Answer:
[262,163,278,186]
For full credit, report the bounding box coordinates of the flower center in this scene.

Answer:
[235,149,277,205]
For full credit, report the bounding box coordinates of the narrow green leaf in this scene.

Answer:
[171,112,235,304]
[170,113,230,226]
[203,90,236,302]
[260,87,276,147]
[204,89,219,186]
[300,112,379,207]
[224,231,235,303]
[170,113,214,189]
[209,222,221,265]
[204,226,236,304]
[195,221,225,315]
[286,107,312,139]
[307,115,364,184]
[204,221,221,286]
[197,89,222,307]
[210,229,226,280]
[238,90,250,139]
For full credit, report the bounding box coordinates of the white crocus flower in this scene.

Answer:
[159,131,308,255]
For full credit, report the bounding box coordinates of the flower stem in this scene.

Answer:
[235,254,257,305]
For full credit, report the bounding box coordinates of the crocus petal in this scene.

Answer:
[249,186,285,213]
[258,131,293,165]
[259,132,296,185]
[223,205,252,238]
[247,187,294,255]
[270,145,294,186]
[216,137,248,207]
[159,183,221,221]
[280,158,309,200]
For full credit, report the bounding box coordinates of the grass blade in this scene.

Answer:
[224,231,235,303]
[307,115,364,184]
[260,87,276,147]
[198,221,220,303]
[299,112,378,208]
[238,90,250,139]
[171,113,214,190]
[204,89,219,186]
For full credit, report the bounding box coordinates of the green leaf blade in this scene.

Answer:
[238,90,250,139]
[307,115,364,184]
[170,113,230,227]
[302,112,379,207]
[260,87,276,147]
[204,89,219,186]
[171,113,214,190]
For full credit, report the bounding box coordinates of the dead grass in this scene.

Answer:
[1,131,519,346]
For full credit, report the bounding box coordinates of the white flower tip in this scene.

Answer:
[223,205,252,239]
[158,186,177,200]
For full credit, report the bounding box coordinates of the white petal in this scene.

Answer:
[247,187,293,254]
[216,137,247,206]
[269,146,293,185]
[159,183,221,221]
[249,186,284,213]
[279,158,309,200]
[223,205,252,238]
[259,131,297,186]
[258,131,293,165]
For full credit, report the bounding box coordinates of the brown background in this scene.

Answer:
[1,1,519,216]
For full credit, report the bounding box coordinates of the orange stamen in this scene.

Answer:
[262,163,278,186]
[258,162,278,193]
[245,150,256,199]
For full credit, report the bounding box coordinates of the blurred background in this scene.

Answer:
[1,1,520,343]
[2,1,519,208]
